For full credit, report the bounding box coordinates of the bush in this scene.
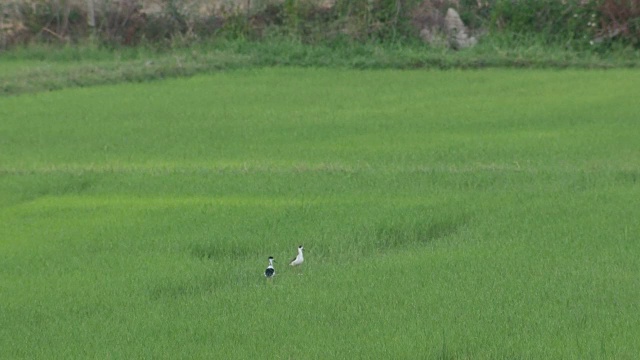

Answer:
[598,0,640,47]
[490,0,600,45]
[0,0,638,50]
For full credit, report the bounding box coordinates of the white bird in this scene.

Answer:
[290,245,304,267]
[264,256,275,278]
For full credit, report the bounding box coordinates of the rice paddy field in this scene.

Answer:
[1,68,639,358]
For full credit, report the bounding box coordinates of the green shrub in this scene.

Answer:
[490,0,599,45]
[598,0,640,47]
[1,0,639,50]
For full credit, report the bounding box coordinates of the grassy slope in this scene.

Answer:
[1,68,639,358]
[1,39,639,96]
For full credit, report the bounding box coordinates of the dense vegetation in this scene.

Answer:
[2,0,639,49]
[2,1,638,97]
[2,0,638,97]
[1,68,639,358]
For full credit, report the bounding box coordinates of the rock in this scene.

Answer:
[444,8,476,49]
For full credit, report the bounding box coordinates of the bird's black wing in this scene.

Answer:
[265,268,275,277]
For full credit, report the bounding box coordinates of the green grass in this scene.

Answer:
[1,38,639,96]
[1,68,639,358]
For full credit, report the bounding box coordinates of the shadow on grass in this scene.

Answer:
[372,216,467,251]
[189,242,253,261]
[0,173,96,209]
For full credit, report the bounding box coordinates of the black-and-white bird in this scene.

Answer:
[264,256,275,278]
[290,245,304,267]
